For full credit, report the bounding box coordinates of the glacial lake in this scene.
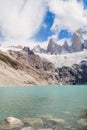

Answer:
[0,85,87,130]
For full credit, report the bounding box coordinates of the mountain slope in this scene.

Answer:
[0,50,58,86]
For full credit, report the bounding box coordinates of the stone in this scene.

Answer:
[4,117,24,128]
[21,127,34,130]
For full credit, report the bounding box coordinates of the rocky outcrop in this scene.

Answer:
[62,40,71,53]
[55,60,87,85]
[47,38,62,54]
[23,47,34,55]
[32,45,47,53]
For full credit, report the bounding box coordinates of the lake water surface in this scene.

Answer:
[0,85,87,130]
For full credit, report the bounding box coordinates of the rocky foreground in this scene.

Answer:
[0,47,87,86]
[0,116,65,130]
[0,111,87,130]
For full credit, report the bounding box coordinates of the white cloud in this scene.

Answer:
[46,0,87,33]
[0,0,47,41]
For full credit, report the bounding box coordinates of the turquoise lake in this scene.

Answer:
[0,85,87,130]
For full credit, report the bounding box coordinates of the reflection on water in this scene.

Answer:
[0,86,87,130]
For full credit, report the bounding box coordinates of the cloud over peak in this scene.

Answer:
[0,0,87,46]
[0,0,47,41]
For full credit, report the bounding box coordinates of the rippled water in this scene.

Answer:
[0,85,87,130]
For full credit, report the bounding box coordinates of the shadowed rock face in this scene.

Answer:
[55,60,87,85]
[23,47,34,55]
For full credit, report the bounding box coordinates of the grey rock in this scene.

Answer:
[55,60,87,85]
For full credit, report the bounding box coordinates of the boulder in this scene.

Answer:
[4,117,24,128]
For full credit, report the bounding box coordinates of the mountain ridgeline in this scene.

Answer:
[0,28,87,86]
[33,29,87,54]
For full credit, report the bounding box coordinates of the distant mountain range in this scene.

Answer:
[0,28,87,86]
[32,28,87,54]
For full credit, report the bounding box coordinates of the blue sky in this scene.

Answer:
[33,11,55,42]
[0,0,87,47]
[33,11,73,42]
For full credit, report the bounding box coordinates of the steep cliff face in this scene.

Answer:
[72,28,87,52]
[72,31,82,52]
